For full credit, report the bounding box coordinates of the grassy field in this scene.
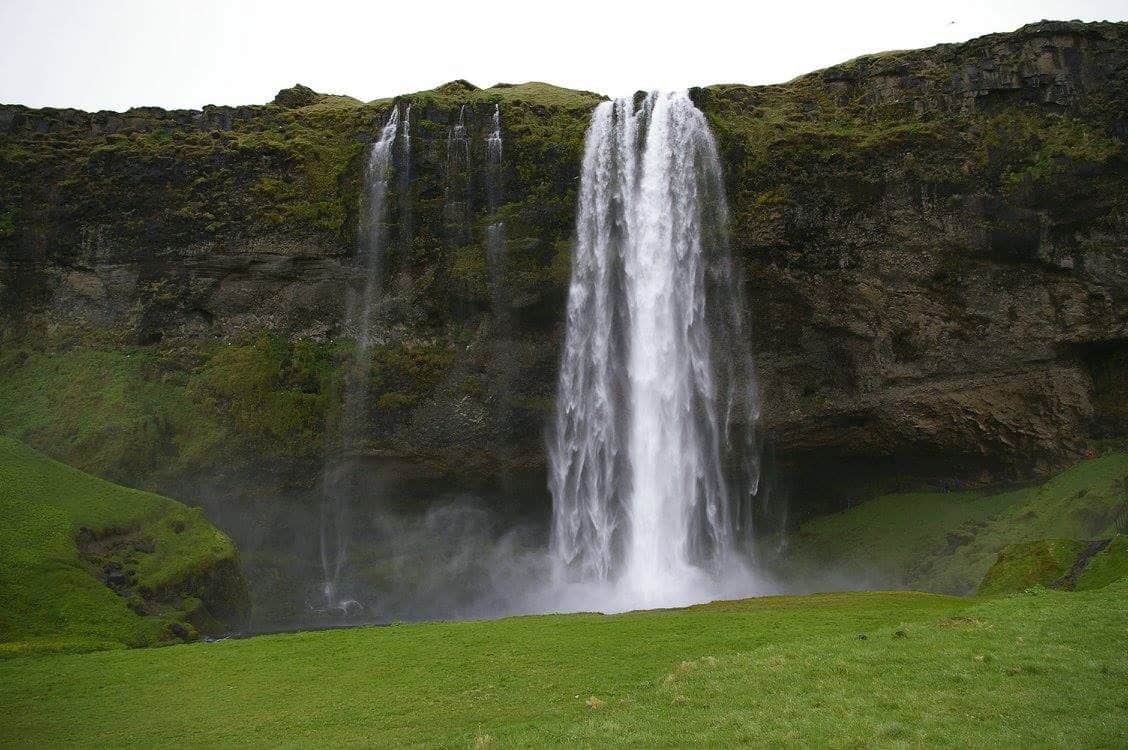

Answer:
[790,453,1128,594]
[0,582,1125,747]
[0,437,245,655]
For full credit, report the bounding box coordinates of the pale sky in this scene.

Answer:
[1,0,1126,111]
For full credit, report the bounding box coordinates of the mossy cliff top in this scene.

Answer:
[0,77,600,259]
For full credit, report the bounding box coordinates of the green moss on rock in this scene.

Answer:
[977,539,1087,595]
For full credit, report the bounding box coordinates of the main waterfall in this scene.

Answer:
[548,91,762,611]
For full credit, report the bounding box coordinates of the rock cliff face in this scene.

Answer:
[1,23,1126,522]
[701,21,1128,504]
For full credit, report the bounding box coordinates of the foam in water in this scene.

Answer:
[319,105,404,610]
[548,91,764,612]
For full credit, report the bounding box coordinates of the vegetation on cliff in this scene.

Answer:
[0,77,602,481]
[0,437,248,656]
[0,329,342,483]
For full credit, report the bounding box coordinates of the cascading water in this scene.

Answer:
[548,91,762,612]
[484,104,507,318]
[444,104,471,245]
[448,104,470,166]
[319,105,405,612]
[397,103,413,245]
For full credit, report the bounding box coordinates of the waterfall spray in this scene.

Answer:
[548,91,762,611]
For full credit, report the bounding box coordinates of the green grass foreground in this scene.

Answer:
[1,584,1126,747]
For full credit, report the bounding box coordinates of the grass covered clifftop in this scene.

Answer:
[0,437,248,656]
[0,77,600,261]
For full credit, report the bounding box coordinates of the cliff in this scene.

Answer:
[1,22,1126,518]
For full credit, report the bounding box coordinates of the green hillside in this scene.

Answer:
[789,453,1128,594]
[0,437,248,656]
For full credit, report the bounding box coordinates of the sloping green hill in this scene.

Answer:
[1076,534,1128,590]
[789,453,1128,594]
[0,437,248,656]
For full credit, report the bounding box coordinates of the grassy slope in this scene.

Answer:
[0,437,241,655]
[789,453,1128,594]
[0,585,1125,746]
[977,539,1087,595]
[400,80,602,110]
[1077,534,1128,590]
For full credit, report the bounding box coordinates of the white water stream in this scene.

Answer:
[548,91,763,611]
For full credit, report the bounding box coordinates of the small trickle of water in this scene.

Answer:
[398,103,413,244]
[548,91,763,612]
[447,104,470,168]
[484,104,507,317]
[443,104,471,245]
[401,103,412,156]
[486,103,502,163]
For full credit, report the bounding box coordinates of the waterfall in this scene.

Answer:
[448,104,469,167]
[398,103,413,246]
[548,91,761,611]
[485,104,503,190]
[484,104,507,319]
[444,104,471,245]
[319,105,404,612]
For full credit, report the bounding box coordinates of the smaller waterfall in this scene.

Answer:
[484,104,507,318]
[447,104,470,169]
[444,104,471,245]
[344,107,400,351]
[401,103,412,156]
[398,103,413,246]
[319,105,405,611]
[486,104,502,170]
[482,103,515,452]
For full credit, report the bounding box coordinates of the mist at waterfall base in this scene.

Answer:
[223,92,789,632]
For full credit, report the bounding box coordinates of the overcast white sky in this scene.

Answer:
[1,0,1126,111]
